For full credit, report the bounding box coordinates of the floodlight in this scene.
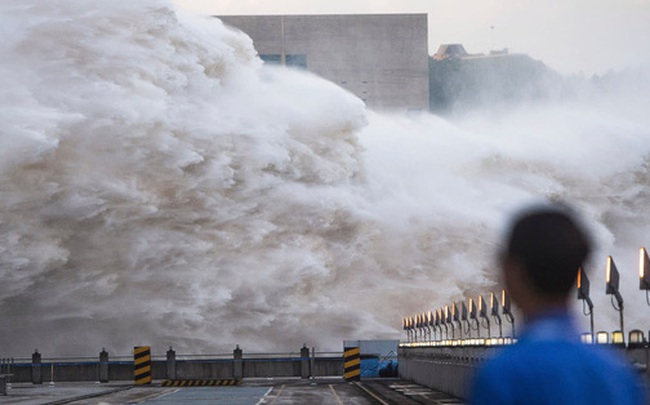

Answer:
[477,295,491,337]
[489,292,499,316]
[596,331,609,344]
[502,289,516,338]
[433,309,440,339]
[639,249,650,305]
[605,256,625,338]
[423,311,431,341]
[489,292,503,338]
[502,289,512,317]
[453,302,463,338]
[477,295,487,318]
[468,298,480,337]
[439,308,448,339]
[446,304,456,339]
[580,332,593,344]
[576,267,594,339]
[460,301,470,338]
[468,298,477,319]
[452,302,459,323]
[577,267,590,300]
[606,256,620,295]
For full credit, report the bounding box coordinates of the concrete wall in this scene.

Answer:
[399,346,487,398]
[219,14,429,111]
[176,360,233,380]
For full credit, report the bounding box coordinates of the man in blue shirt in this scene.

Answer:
[470,206,645,405]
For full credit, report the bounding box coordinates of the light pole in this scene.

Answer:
[502,289,515,338]
[606,256,625,341]
[461,301,470,339]
[490,292,503,338]
[478,295,491,338]
[469,298,480,338]
[577,267,595,341]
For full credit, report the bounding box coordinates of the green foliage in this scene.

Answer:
[429,54,563,114]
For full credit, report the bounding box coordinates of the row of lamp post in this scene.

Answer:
[402,289,515,346]
[577,247,650,345]
[404,247,650,348]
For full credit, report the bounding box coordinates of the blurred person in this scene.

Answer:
[469,205,644,405]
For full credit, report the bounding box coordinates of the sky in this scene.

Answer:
[172,0,650,76]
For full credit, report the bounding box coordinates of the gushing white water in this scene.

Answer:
[1,1,649,356]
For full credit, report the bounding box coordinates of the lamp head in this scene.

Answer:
[452,302,459,322]
[490,292,499,316]
[640,248,650,290]
[605,256,620,295]
[461,301,468,321]
[577,267,590,300]
[478,295,487,318]
[502,289,512,316]
[468,298,477,320]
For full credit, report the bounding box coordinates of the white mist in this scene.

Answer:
[0,0,648,356]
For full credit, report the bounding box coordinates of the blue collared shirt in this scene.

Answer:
[469,312,645,404]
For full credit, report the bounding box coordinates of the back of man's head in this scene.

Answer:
[505,206,591,297]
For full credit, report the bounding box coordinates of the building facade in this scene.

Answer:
[218,14,429,111]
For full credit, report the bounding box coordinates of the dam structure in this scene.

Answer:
[218,14,430,111]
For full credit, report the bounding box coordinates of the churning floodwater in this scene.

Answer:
[1,1,649,356]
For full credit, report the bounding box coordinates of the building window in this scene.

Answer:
[260,54,282,65]
[286,54,307,69]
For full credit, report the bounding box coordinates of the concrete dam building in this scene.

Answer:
[218,14,429,111]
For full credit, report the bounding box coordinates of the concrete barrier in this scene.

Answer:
[5,347,346,383]
[399,343,650,399]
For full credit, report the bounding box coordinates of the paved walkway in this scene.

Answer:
[0,379,462,404]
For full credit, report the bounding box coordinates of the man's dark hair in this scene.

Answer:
[505,207,591,296]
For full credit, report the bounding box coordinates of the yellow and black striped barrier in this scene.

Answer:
[343,346,361,381]
[161,379,241,387]
[134,346,152,385]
